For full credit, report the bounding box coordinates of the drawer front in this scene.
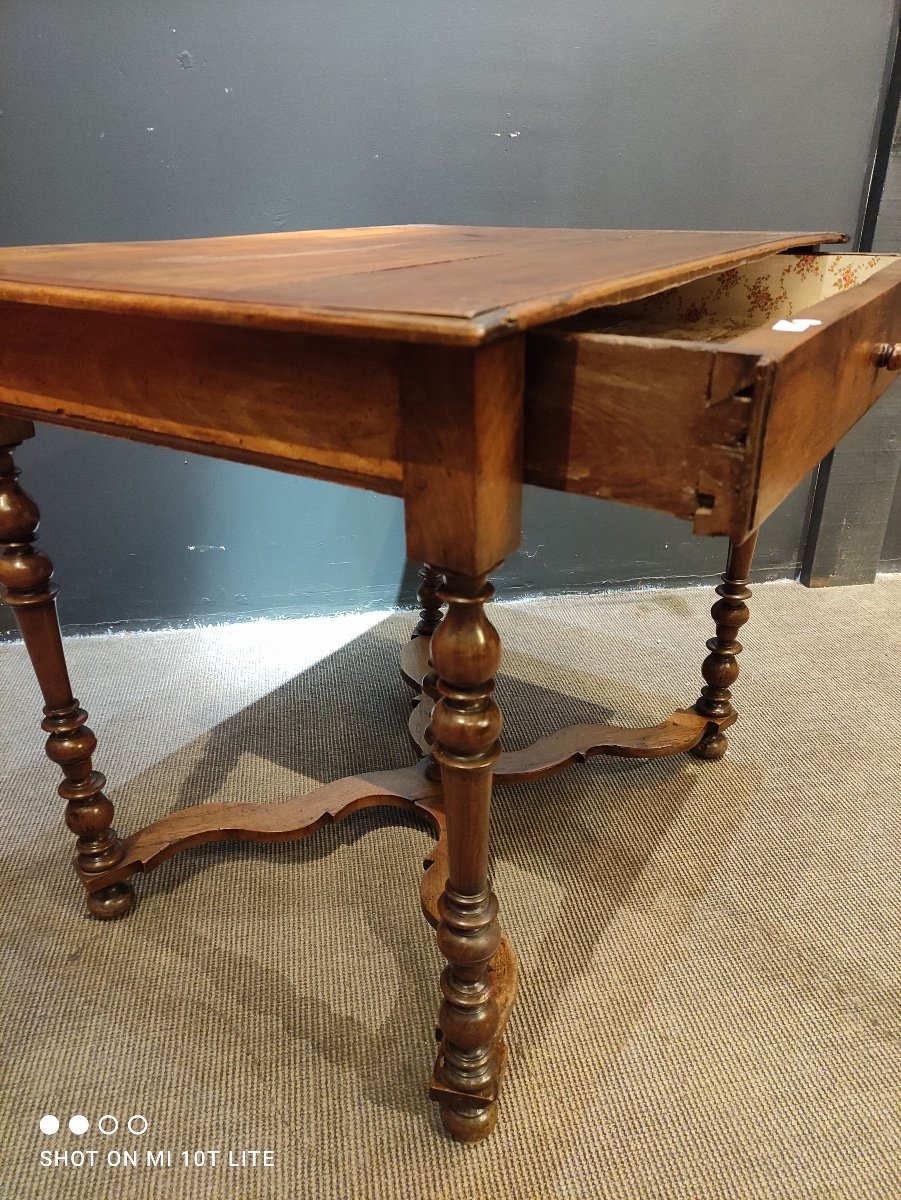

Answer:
[525,253,901,539]
[729,258,901,531]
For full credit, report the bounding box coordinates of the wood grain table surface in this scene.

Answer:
[0,224,844,343]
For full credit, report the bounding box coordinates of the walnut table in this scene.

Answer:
[1,226,899,1142]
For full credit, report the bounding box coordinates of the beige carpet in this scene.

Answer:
[1,578,899,1200]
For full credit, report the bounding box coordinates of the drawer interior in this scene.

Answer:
[557,253,896,343]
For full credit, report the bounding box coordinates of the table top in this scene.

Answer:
[0,225,843,345]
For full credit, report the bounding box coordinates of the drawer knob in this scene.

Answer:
[877,342,901,370]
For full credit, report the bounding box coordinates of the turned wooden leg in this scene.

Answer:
[691,531,758,761]
[400,565,445,694]
[427,570,506,1142]
[0,422,134,918]
[412,563,445,640]
[415,566,444,773]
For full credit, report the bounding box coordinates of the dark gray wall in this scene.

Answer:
[879,105,901,569]
[1,1,898,632]
[883,479,901,566]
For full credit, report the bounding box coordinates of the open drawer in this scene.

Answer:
[524,252,901,539]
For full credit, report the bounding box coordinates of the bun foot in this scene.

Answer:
[439,1100,497,1143]
[690,730,728,760]
[86,881,136,920]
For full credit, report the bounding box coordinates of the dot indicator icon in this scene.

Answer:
[68,1114,90,1136]
[39,1115,59,1136]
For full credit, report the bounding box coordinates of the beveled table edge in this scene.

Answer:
[0,228,846,346]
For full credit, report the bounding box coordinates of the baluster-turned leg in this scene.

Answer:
[400,565,445,693]
[691,531,759,760]
[428,569,506,1142]
[414,565,444,773]
[412,563,445,640]
[0,420,134,918]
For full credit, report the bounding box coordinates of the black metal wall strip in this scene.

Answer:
[859,12,901,250]
[802,12,901,587]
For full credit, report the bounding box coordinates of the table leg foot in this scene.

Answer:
[438,1098,498,1143]
[689,531,759,761]
[86,881,136,920]
[0,428,133,919]
[690,729,729,760]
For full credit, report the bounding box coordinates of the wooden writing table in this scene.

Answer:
[1,226,899,1141]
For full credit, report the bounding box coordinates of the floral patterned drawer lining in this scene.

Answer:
[595,254,895,343]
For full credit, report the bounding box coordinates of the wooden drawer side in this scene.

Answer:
[524,330,760,534]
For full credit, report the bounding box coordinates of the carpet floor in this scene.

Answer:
[1,577,899,1200]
